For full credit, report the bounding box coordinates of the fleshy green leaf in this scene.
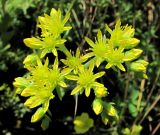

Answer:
[74,113,94,134]
[101,111,109,125]
[122,128,131,135]
[132,125,143,135]
[129,104,138,117]
[41,115,51,131]
[56,86,65,101]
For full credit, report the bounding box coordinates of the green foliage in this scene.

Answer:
[0,0,41,71]
[128,89,145,117]
[122,124,143,135]
[0,84,29,118]
[1,0,40,16]
[41,115,52,131]
[74,112,94,134]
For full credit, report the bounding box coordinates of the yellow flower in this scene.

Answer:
[38,8,72,37]
[85,28,142,71]
[105,43,126,71]
[66,62,105,97]
[14,57,70,122]
[24,36,66,58]
[61,48,90,74]
[23,8,72,58]
[85,30,108,67]
[105,43,143,71]
[106,19,140,49]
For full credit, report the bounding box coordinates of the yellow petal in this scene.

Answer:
[24,37,43,49]
[31,107,45,123]
[71,86,82,95]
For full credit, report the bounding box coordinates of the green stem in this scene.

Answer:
[74,93,79,118]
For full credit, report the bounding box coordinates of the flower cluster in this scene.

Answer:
[24,8,71,58]
[13,8,148,133]
[14,57,69,122]
[83,19,148,124]
[85,19,147,73]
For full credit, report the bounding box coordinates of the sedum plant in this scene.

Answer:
[13,8,148,133]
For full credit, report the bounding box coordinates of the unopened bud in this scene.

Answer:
[93,99,103,115]
[124,49,143,61]
[94,87,107,97]
[130,60,148,72]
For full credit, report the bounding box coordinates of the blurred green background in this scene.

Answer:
[0,0,160,135]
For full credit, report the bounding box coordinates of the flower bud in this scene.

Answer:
[120,38,140,49]
[135,60,149,66]
[92,99,103,115]
[123,49,143,61]
[107,104,117,117]
[94,86,107,97]
[101,115,109,125]
[130,60,148,72]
